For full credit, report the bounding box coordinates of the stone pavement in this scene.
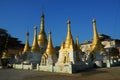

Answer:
[0,67,120,80]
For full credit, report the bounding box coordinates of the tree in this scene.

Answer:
[109,47,119,57]
[0,28,24,58]
[0,28,8,57]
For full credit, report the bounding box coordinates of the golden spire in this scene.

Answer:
[90,19,104,53]
[23,32,30,53]
[45,32,56,55]
[92,19,99,44]
[40,13,45,34]
[65,19,74,49]
[31,26,40,53]
[60,41,65,50]
[38,12,47,46]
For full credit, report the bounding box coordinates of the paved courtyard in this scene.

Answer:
[0,67,120,80]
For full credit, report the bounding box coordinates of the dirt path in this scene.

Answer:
[0,67,120,80]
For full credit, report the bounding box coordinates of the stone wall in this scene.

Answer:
[54,65,72,73]
[13,64,33,70]
[39,65,54,72]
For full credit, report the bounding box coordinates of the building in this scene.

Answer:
[54,20,86,73]
[21,13,48,65]
[81,34,120,53]
[39,32,57,72]
[13,13,120,73]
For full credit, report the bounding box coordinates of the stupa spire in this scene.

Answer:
[92,19,99,44]
[23,32,30,53]
[65,19,74,49]
[45,32,56,55]
[60,41,65,50]
[31,26,40,53]
[38,12,47,46]
[90,19,104,53]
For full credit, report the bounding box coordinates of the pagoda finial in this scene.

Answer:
[41,12,44,19]
[31,26,40,53]
[45,31,56,55]
[65,19,74,49]
[23,32,30,53]
[67,19,71,24]
[40,12,45,34]
[92,18,96,23]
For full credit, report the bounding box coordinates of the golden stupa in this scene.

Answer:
[31,26,40,53]
[90,19,105,54]
[45,32,56,55]
[38,12,47,46]
[64,19,75,49]
[22,32,30,54]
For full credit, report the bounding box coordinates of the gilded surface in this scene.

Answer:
[58,20,78,64]
[60,41,65,50]
[41,32,56,65]
[31,27,40,53]
[23,32,30,53]
[45,32,56,55]
[64,19,74,49]
[90,19,105,53]
[38,13,47,46]
[41,53,48,65]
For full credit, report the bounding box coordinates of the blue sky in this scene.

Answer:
[0,0,120,46]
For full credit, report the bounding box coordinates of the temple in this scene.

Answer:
[12,13,119,73]
[56,20,82,64]
[20,13,48,65]
[39,32,57,72]
[54,20,86,73]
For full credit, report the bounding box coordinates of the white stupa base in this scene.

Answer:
[94,61,103,67]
